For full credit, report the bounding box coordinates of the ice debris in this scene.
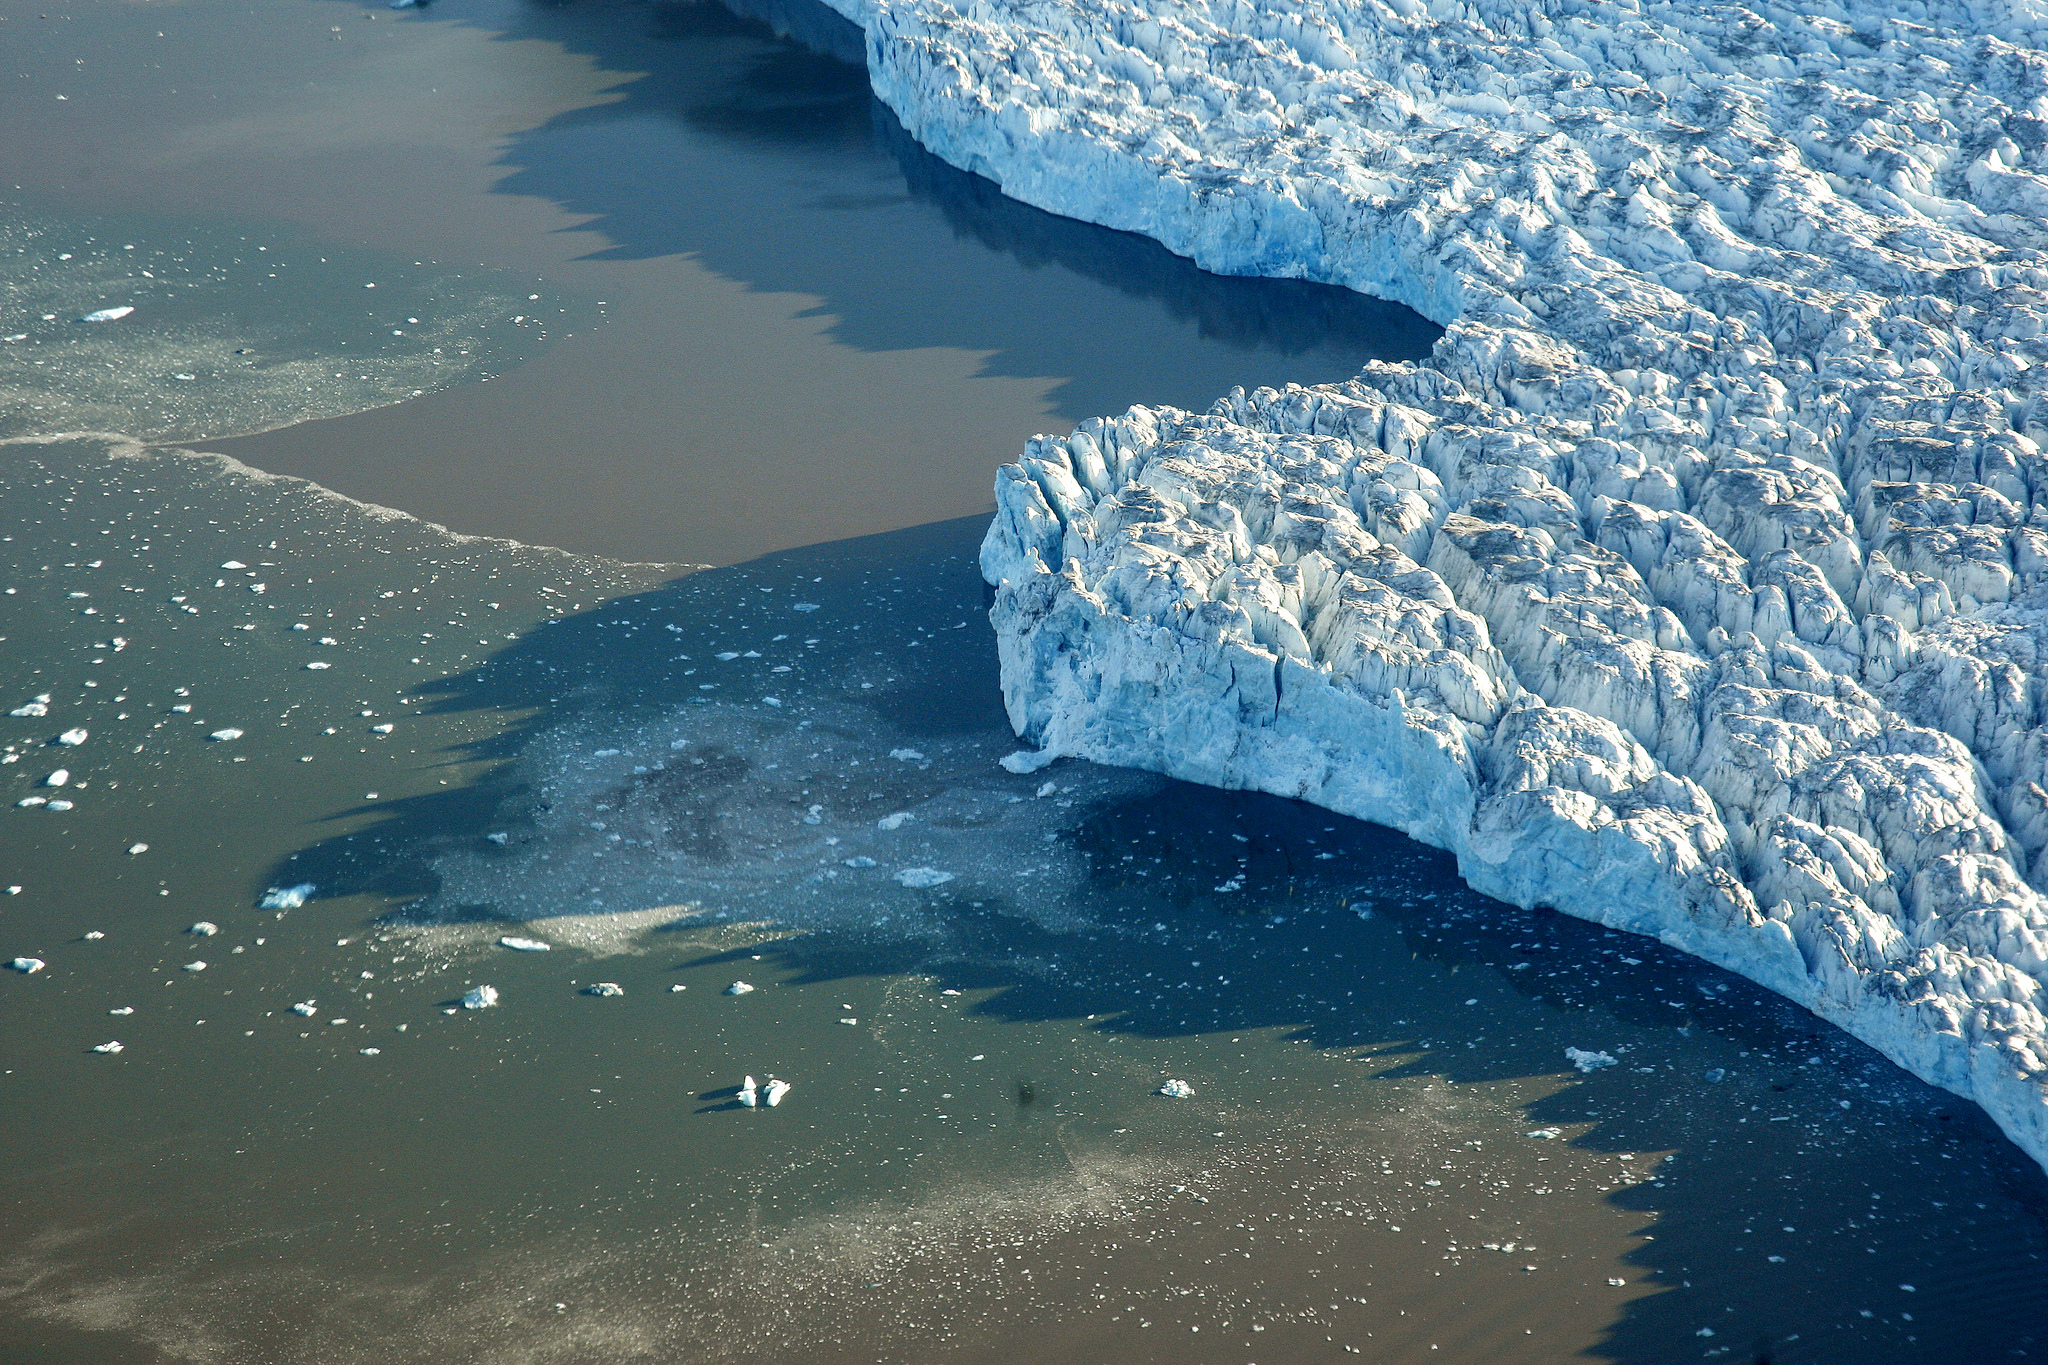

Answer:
[1566,1048,1618,1074]
[207,729,243,742]
[875,812,912,831]
[291,1001,317,1016]
[1157,1079,1195,1098]
[498,936,551,952]
[10,957,45,974]
[91,1040,124,1054]
[109,1006,132,1015]
[842,856,877,869]
[461,985,499,1010]
[584,982,624,997]
[125,843,147,856]
[77,306,133,323]
[42,770,69,788]
[258,883,314,910]
[738,1075,758,1107]
[947,0,2048,1172]
[10,696,51,718]
[889,748,926,762]
[763,1078,791,1107]
[894,867,955,888]
[725,980,756,996]
[187,922,218,937]
[55,729,87,746]
[182,961,206,972]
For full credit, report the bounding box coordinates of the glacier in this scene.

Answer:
[805,0,2048,1167]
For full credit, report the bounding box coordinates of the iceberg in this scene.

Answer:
[799,0,2048,1166]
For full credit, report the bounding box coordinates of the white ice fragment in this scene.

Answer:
[1566,1048,1618,1073]
[78,306,134,323]
[187,921,218,936]
[371,724,394,734]
[291,1001,317,1016]
[498,936,551,952]
[9,702,48,718]
[126,843,147,855]
[670,984,687,992]
[182,960,206,972]
[43,769,69,788]
[360,1047,381,1056]
[1526,1129,1562,1140]
[16,797,46,808]
[207,729,243,742]
[485,832,509,845]
[1158,1079,1195,1098]
[84,931,104,940]
[304,661,330,671]
[92,1040,124,1053]
[725,980,755,996]
[715,652,740,661]
[894,867,954,888]
[258,883,314,910]
[1035,781,1056,798]
[875,812,912,831]
[889,748,926,762]
[763,1078,791,1107]
[221,561,247,570]
[109,1006,132,1015]
[839,1017,858,1025]
[55,729,87,746]
[584,982,624,997]
[461,984,499,1009]
[791,603,820,612]
[45,800,72,812]
[841,856,877,869]
[738,1075,758,1107]
[762,697,781,707]
[10,957,46,974]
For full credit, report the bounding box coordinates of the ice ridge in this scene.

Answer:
[811,0,2048,1164]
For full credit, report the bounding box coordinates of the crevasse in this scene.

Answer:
[815,0,2048,1169]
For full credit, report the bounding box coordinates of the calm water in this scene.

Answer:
[1,2,2046,1363]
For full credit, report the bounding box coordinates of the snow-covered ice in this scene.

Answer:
[894,867,956,888]
[800,0,2048,1168]
[207,729,243,742]
[91,1040,124,1054]
[77,306,133,323]
[258,883,315,910]
[1158,1078,1196,1098]
[763,1077,792,1107]
[187,922,218,937]
[55,729,87,746]
[10,957,45,974]
[1566,1047,1619,1074]
[583,981,625,997]
[498,936,552,952]
[461,984,499,1010]
[725,980,757,996]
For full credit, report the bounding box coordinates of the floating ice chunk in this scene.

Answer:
[182,960,207,972]
[1526,1128,1563,1140]
[669,984,687,992]
[371,724,394,734]
[1035,781,1056,798]
[291,1001,317,1016]
[221,561,247,570]
[304,661,330,671]
[738,1075,758,1107]
[187,921,218,936]
[109,1006,133,1015]
[126,843,147,855]
[725,980,755,996]
[9,701,49,718]
[584,982,624,997]
[91,1040,124,1053]
[461,984,499,1009]
[762,697,781,707]
[875,812,912,831]
[17,797,46,808]
[84,931,104,940]
[258,883,314,910]
[10,957,45,974]
[498,936,550,952]
[1566,1048,1618,1073]
[360,1047,381,1056]
[715,652,740,661]
[763,1078,791,1107]
[1000,750,1055,775]
[78,306,134,323]
[208,729,243,742]
[791,603,820,612]
[1157,1079,1195,1098]
[894,867,954,888]
[45,800,72,812]
[841,856,877,869]
[43,769,69,788]
[485,832,509,845]
[889,748,926,762]
[55,729,87,746]
[1705,1068,1727,1084]
[839,1017,858,1025]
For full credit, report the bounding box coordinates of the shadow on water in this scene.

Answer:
[264,511,2048,1364]
[456,0,1440,415]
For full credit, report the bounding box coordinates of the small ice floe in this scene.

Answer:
[187,921,219,937]
[84,931,105,940]
[738,1075,758,1108]
[78,306,135,323]
[498,936,550,952]
[109,1006,133,1015]
[92,1040,125,1054]
[258,883,315,910]
[359,1047,381,1056]
[584,982,624,997]
[9,697,51,718]
[461,985,499,1010]
[208,729,244,742]
[1157,1079,1195,1098]
[1036,781,1056,798]
[45,800,73,812]
[763,1078,791,1107]
[182,960,207,972]
[889,748,925,762]
[10,957,46,974]
[792,602,820,612]
[725,980,756,996]
[669,984,687,993]
[1565,1047,1618,1073]
[876,812,912,831]
[43,769,70,788]
[17,796,47,809]
[842,856,877,869]
[1526,1127,1563,1140]
[291,1001,317,1016]
[55,729,87,746]
[839,1016,858,1025]
[305,661,331,671]
[126,843,148,855]
[894,867,954,888]
[222,561,247,570]
[1705,1067,1727,1083]
[485,832,510,845]
[370,723,394,734]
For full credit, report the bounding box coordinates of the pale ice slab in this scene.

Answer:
[789,0,2048,1168]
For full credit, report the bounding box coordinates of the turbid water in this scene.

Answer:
[2,2,2046,1363]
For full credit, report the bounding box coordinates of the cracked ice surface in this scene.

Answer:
[806,0,2048,1164]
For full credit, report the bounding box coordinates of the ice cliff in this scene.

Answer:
[812,0,2048,1166]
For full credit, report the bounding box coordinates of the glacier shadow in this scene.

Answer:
[469,0,1439,421]
[262,509,2048,1364]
